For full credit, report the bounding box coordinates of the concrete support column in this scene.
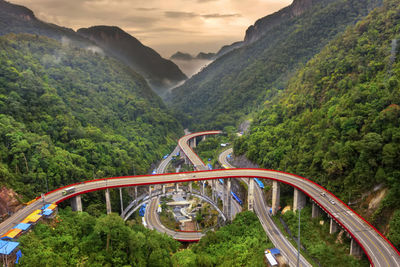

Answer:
[105,189,112,215]
[211,180,216,202]
[162,184,166,194]
[184,154,190,164]
[202,181,205,195]
[293,188,306,211]
[192,138,196,148]
[350,238,363,257]
[312,202,321,218]
[248,178,255,211]
[223,178,232,220]
[149,185,152,197]
[175,183,179,192]
[202,135,206,141]
[119,188,124,214]
[189,182,193,193]
[71,195,82,212]
[271,181,280,215]
[330,218,338,234]
[134,186,138,199]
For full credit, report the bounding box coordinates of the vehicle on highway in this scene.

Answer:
[163,154,169,159]
[320,192,326,197]
[231,191,243,205]
[330,200,336,205]
[254,178,264,189]
[62,187,76,196]
[218,179,224,184]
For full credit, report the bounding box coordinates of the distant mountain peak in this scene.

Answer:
[245,0,316,44]
[0,0,36,21]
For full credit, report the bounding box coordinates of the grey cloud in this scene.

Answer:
[165,11,198,18]
[202,13,241,18]
[120,15,158,26]
[135,7,159,11]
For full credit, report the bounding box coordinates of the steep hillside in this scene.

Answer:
[235,0,400,247]
[0,34,182,199]
[77,26,187,94]
[0,0,186,95]
[167,0,383,130]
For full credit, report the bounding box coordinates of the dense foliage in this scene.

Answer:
[278,207,368,266]
[172,211,272,267]
[0,34,182,199]
[18,209,180,266]
[168,0,382,130]
[235,0,400,246]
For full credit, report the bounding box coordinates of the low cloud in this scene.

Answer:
[165,11,198,18]
[202,13,241,18]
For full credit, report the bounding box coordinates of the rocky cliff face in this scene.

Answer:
[244,0,316,44]
[78,26,187,94]
[0,186,23,221]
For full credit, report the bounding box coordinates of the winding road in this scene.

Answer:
[219,148,310,266]
[0,131,398,266]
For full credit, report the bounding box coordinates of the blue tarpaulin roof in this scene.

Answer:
[42,209,54,216]
[269,248,280,255]
[13,223,31,231]
[0,240,19,255]
[41,204,51,210]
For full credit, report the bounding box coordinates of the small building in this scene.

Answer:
[0,239,20,265]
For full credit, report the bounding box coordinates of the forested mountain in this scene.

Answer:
[0,0,92,47]
[0,0,186,95]
[167,0,383,130]
[0,33,182,199]
[234,0,400,247]
[77,26,187,95]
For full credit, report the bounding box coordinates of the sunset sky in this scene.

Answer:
[11,0,292,57]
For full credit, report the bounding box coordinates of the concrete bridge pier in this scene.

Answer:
[119,188,124,214]
[71,195,82,212]
[330,218,338,234]
[162,184,166,194]
[202,181,205,195]
[189,138,196,148]
[149,185,152,197]
[271,181,280,215]
[350,238,363,257]
[135,186,138,199]
[312,202,321,218]
[105,188,112,215]
[293,188,306,211]
[202,135,206,141]
[175,183,179,192]
[189,181,193,193]
[223,178,232,220]
[248,178,255,211]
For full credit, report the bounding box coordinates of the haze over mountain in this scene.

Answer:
[0,0,187,95]
[78,26,187,94]
[167,0,383,130]
[170,51,216,78]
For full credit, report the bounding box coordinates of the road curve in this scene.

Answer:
[146,144,205,241]
[0,170,399,266]
[219,148,310,266]
[178,131,242,218]
[0,136,399,266]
